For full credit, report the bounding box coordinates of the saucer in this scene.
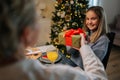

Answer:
[38,52,61,64]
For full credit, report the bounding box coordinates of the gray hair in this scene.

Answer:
[0,0,36,62]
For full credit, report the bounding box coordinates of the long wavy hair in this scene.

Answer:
[0,0,36,64]
[83,6,109,43]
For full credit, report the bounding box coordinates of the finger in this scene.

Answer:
[80,33,86,46]
[72,47,80,51]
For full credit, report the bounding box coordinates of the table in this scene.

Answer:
[26,53,42,60]
[25,45,78,67]
[25,45,56,59]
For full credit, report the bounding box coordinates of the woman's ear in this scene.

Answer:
[20,27,33,47]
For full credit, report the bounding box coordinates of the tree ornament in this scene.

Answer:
[62,6,65,9]
[83,5,86,8]
[67,9,71,13]
[60,11,65,18]
[63,26,67,31]
[65,15,71,22]
[55,32,57,35]
[74,11,77,16]
[74,11,77,14]
[72,22,78,26]
[80,3,83,8]
[54,38,59,43]
[58,19,63,25]
[79,16,81,18]
[55,1,58,4]
[57,12,61,16]
[54,27,59,31]
[70,0,74,4]
[62,4,64,7]
[55,3,58,7]
[67,23,70,26]
[65,2,69,6]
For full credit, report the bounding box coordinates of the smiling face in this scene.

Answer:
[85,10,100,31]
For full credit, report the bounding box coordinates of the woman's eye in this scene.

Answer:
[91,17,97,20]
[86,18,89,20]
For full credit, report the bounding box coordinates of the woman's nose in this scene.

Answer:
[88,20,92,24]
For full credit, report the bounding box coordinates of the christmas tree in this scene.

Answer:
[50,0,89,47]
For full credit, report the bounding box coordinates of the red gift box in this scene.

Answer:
[64,28,86,46]
[59,28,86,47]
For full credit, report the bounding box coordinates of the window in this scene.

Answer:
[89,0,100,7]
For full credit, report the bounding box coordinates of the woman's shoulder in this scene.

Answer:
[97,34,110,42]
[0,59,46,80]
[90,34,110,46]
[21,59,45,69]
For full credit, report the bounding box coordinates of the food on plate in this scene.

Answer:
[42,55,48,60]
[47,51,58,63]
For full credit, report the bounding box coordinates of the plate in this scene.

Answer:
[38,52,61,64]
[25,45,57,55]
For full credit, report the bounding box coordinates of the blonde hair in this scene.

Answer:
[83,6,109,43]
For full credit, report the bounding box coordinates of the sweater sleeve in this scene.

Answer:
[80,45,108,80]
[31,45,107,80]
[90,35,110,60]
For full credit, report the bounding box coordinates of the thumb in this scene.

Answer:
[80,33,87,46]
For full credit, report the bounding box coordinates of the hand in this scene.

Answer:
[80,33,87,46]
[74,66,81,70]
[72,33,87,51]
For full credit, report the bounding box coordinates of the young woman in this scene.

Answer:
[0,1,107,80]
[84,6,110,60]
[68,6,110,68]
